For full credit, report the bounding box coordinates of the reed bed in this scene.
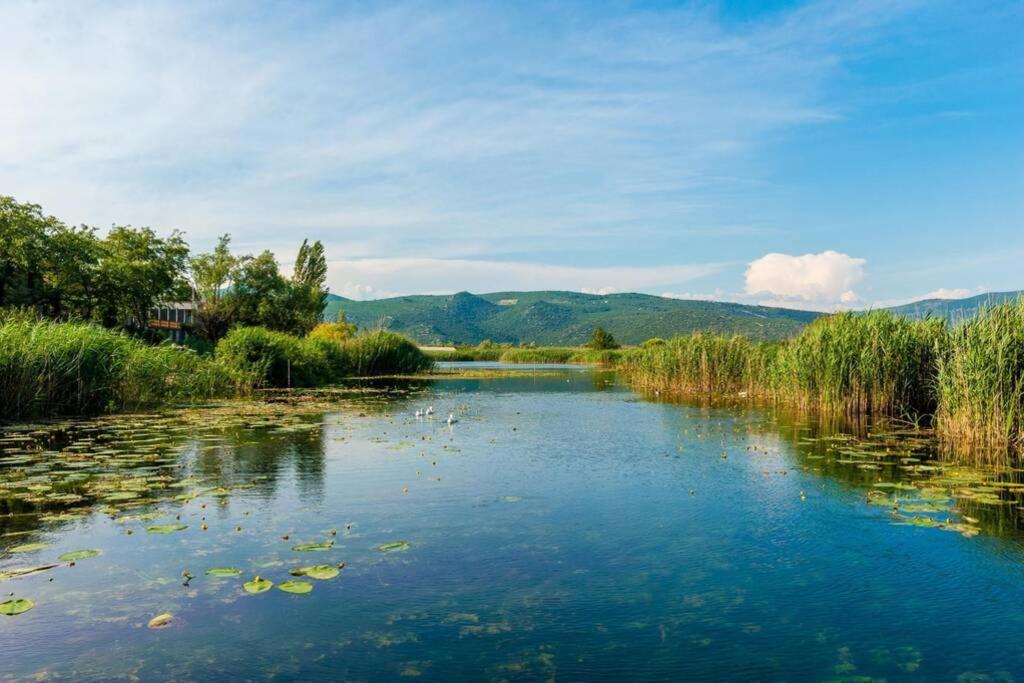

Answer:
[935,300,1024,465]
[0,315,248,420]
[620,312,946,420]
[216,327,432,387]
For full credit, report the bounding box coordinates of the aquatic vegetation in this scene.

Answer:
[243,576,273,594]
[292,541,335,552]
[0,316,251,420]
[58,549,101,562]
[205,568,243,577]
[0,598,35,616]
[278,580,313,594]
[378,541,411,553]
[145,524,189,534]
[10,542,49,553]
[936,299,1024,465]
[147,613,174,629]
[291,565,340,580]
[623,313,945,420]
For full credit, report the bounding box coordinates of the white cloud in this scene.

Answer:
[919,287,973,300]
[326,258,723,300]
[744,250,866,306]
[660,291,723,302]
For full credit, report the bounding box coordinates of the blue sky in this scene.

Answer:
[2,0,1021,309]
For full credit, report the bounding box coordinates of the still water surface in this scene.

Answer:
[3,364,1024,680]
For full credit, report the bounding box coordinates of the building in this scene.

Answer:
[148,301,197,344]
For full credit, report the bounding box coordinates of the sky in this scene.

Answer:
[2,0,1022,310]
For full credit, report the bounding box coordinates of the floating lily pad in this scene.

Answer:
[0,564,58,581]
[378,541,411,553]
[206,568,243,577]
[148,612,173,629]
[292,541,334,552]
[291,565,339,580]
[9,542,49,553]
[145,524,188,534]
[0,598,34,616]
[278,580,313,594]
[59,549,101,562]
[243,576,273,594]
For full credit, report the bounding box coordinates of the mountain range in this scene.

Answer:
[322,289,1022,346]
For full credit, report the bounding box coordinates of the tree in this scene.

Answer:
[589,326,619,350]
[94,226,191,328]
[191,234,243,303]
[290,239,328,336]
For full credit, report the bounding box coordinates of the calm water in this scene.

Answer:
[3,364,1024,681]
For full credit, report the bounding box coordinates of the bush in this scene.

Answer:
[341,331,433,376]
[216,326,330,387]
[0,314,247,419]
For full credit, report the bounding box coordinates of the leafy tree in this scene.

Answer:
[191,234,244,303]
[290,239,328,335]
[307,311,357,345]
[94,226,190,328]
[589,326,620,350]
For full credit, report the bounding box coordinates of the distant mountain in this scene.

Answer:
[885,290,1024,323]
[322,290,822,345]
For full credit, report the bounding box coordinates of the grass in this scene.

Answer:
[935,299,1024,465]
[620,311,946,419]
[0,314,250,420]
[217,327,432,388]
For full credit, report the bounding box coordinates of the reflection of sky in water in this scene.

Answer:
[3,367,1024,680]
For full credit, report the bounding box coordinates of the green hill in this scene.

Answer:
[885,291,1024,323]
[322,291,822,345]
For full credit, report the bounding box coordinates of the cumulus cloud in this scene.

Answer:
[744,250,866,306]
[920,287,973,300]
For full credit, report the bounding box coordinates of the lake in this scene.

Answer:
[3,363,1024,681]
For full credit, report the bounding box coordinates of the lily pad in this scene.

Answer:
[148,612,173,629]
[205,568,243,577]
[278,580,313,594]
[58,549,101,562]
[0,598,34,616]
[243,576,273,594]
[291,565,339,580]
[292,541,334,552]
[9,542,49,553]
[145,524,188,534]
[378,541,411,553]
[0,564,58,581]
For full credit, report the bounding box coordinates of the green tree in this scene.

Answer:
[589,326,619,350]
[191,234,244,303]
[94,226,190,328]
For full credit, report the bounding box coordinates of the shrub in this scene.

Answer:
[341,331,432,376]
[216,326,330,387]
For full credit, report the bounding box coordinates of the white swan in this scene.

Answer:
[447,413,457,425]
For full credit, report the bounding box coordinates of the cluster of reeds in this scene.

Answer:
[621,311,946,418]
[935,301,1024,465]
[0,313,249,419]
[216,326,432,387]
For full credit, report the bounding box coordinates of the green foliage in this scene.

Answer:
[936,299,1024,463]
[322,290,821,346]
[1,196,188,327]
[498,347,577,363]
[589,326,619,350]
[621,311,946,419]
[216,327,331,388]
[0,314,248,420]
[190,234,241,303]
[340,331,433,376]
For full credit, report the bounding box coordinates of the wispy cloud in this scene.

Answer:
[325,258,724,300]
[1,1,903,255]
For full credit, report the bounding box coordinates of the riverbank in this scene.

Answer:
[0,316,431,420]
[618,300,1024,465]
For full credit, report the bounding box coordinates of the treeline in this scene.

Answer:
[619,303,1024,465]
[0,196,433,419]
[0,196,329,341]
